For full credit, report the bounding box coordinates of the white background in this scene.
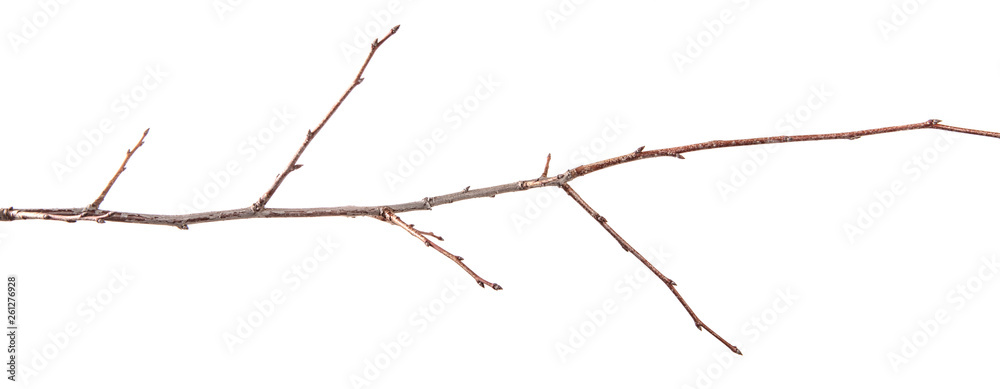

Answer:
[2,1,1000,388]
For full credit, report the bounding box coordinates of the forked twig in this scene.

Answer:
[561,183,742,354]
[375,207,502,290]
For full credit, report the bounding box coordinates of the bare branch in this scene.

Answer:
[375,207,502,290]
[4,120,999,229]
[251,25,401,212]
[4,24,1000,356]
[88,129,149,210]
[560,183,742,355]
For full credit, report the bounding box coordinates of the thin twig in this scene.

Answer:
[250,25,400,212]
[88,129,149,210]
[375,207,502,290]
[560,183,742,355]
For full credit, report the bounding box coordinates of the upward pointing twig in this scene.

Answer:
[540,153,552,178]
[251,25,401,212]
[560,183,743,355]
[88,128,149,210]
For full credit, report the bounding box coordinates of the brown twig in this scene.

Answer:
[375,207,502,290]
[250,25,400,212]
[560,183,742,355]
[88,128,149,210]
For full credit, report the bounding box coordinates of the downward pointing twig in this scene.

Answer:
[560,183,742,355]
[375,207,502,290]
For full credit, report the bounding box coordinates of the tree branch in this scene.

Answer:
[6,120,997,229]
[4,25,1000,355]
[560,183,742,354]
